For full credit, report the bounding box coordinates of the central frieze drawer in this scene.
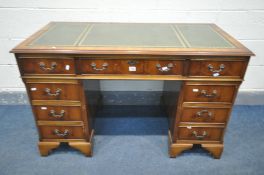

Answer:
[33,106,82,121]
[183,84,238,103]
[26,82,81,101]
[39,126,85,139]
[77,59,184,75]
[19,58,75,75]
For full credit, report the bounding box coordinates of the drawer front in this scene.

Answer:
[178,127,224,141]
[19,58,75,74]
[183,85,237,103]
[145,60,183,75]
[180,107,230,123]
[77,59,184,75]
[188,60,247,77]
[33,106,82,121]
[27,83,81,101]
[77,59,119,74]
[39,126,85,139]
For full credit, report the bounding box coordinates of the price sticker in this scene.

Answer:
[161,67,169,71]
[41,107,47,110]
[30,87,37,91]
[129,66,136,72]
[213,72,220,77]
[192,89,199,92]
[65,65,70,70]
[187,126,192,129]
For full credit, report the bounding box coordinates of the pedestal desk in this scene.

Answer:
[11,22,254,158]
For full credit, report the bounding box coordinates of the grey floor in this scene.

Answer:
[0,105,263,175]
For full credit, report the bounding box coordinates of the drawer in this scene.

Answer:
[33,106,82,121]
[188,60,247,78]
[27,82,81,101]
[39,126,85,139]
[183,84,237,103]
[77,59,119,74]
[178,127,224,141]
[180,107,230,123]
[19,58,75,75]
[145,60,183,75]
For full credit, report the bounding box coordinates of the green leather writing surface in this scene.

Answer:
[79,24,184,47]
[28,22,235,49]
[30,23,89,46]
[176,24,235,48]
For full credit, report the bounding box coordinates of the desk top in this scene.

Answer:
[12,22,253,56]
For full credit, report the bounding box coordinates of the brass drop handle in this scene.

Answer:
[196,110,213,119]
[156,63,174,72]
[53,129,69,137]
[45,88,61,96]
[192,131,207,140]
[208,64,225,74]
[49,110,65,118]
[90,62,108,71]
[200,90,217,98]
[39,62,57,71]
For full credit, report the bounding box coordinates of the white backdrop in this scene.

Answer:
[0,0,263,92]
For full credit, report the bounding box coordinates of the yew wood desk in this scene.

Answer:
[11,22,254,158]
